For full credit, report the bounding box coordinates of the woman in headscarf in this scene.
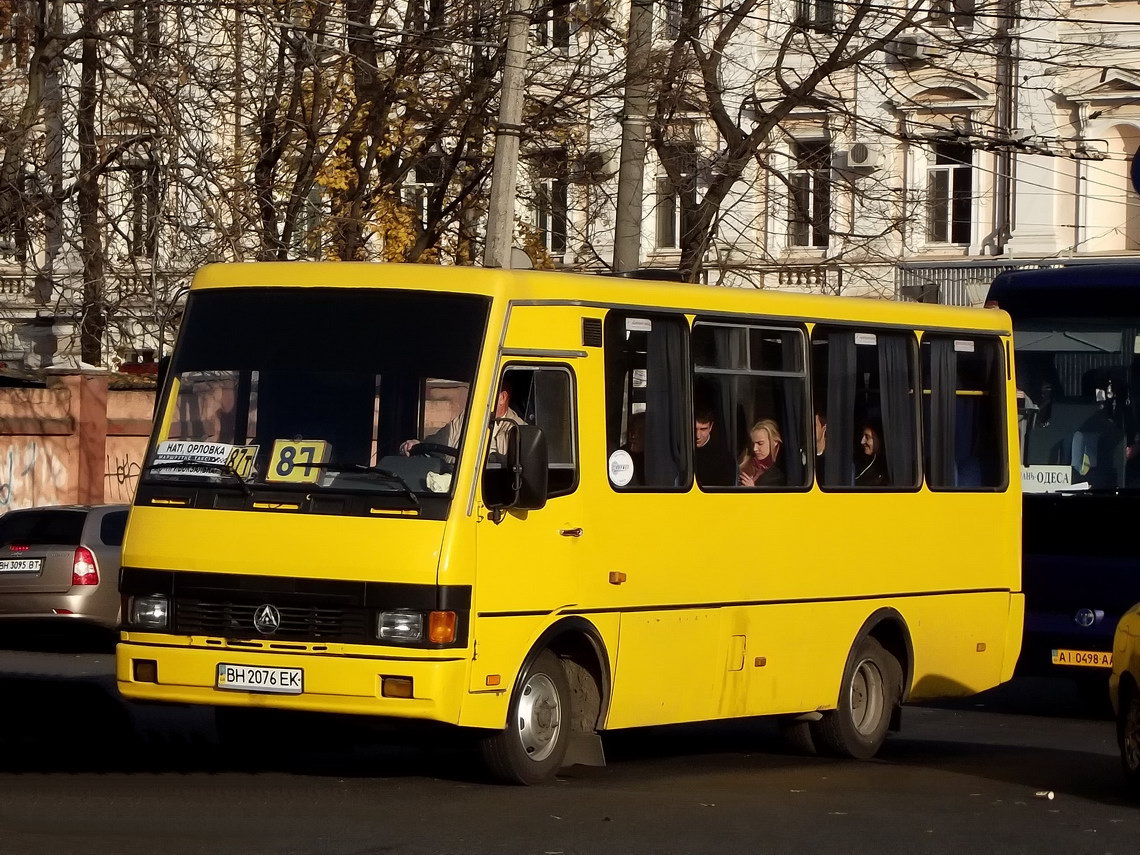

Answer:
[855,421,889,487]
[739,418,785,487]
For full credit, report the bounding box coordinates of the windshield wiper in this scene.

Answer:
[144,459,252,497]
[308,463,422,509]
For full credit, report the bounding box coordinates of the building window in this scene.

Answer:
[401,157,442,232]
[659,0,682,40]
[531,151,568,258]
[788,140,831,248]
[132,0,161,65]
[794,0,835,33]
[534,0,572,49]
[926,140,972,245]
[125,160,159,258]
[929,0,975,30]
[655,143,697,250]
[0,172,29,262]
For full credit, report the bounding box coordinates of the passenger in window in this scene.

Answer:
[855,421,889,487]
[814,410,828,465]
[400,378,523,457]
[694,407,737,487]
[739,419,785,487]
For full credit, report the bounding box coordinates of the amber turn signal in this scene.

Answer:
[428,611,457,644]
[381,676,414,698]
[133,659,158,683]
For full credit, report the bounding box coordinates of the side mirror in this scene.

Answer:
[152,355,171,421]
[482,422,549,516]
[512,424,549,511]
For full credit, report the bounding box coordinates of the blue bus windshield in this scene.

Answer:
[1015,318,1140,490]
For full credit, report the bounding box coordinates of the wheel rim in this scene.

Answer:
[1124,697,1140,773]
[848,657,886,737]
[516,672,562,762]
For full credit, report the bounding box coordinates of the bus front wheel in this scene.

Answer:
[811,637,900,760]
[480,649,571,785]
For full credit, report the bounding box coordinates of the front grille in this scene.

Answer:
[175,598,373,644]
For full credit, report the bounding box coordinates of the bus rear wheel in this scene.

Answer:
[811,637,900,760]
[480,649,571,785]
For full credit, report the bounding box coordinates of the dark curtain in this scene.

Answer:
[930,337,958,487]
[646,319,689,486]
[603,313,630,455]
[878,334,916,486]
[824,330,856,486]
[712,326,746,467]
[781,334,806,486]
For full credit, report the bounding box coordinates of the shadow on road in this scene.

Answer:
[928,675,1115,721]
[0,650,487,780]
[0,651,1130,805]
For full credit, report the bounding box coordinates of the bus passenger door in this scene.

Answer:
[473,361,589,629]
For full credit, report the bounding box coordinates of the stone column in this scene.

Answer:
[45,368,110,505]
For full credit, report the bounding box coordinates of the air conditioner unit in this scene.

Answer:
[887,31,931,62]
[847,141,884,170]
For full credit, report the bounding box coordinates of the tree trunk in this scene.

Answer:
[77,0,104,366]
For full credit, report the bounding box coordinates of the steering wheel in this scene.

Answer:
[410,442,459,459]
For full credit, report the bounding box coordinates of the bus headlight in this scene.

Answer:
[378,610,423,642]
[130,595,170,630]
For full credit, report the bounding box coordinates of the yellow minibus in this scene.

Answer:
[117,263,1023,783]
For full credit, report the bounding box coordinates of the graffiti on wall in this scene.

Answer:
[105,454,144,504]
[0,442,70,510]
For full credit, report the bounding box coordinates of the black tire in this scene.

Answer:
[811,637,901,760]
[480,649,571,785]
[1118,684,1140,792]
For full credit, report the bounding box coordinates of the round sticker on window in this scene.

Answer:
[608,449,634,487]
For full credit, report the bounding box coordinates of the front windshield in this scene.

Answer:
[1015,319,1140,492]
[146,287,489,503]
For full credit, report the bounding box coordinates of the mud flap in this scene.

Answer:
[561,732,606,768]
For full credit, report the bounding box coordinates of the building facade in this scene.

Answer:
[1,0,1138,373]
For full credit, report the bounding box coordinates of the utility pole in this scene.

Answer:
[483,0,534,269]
[612,0,653,273]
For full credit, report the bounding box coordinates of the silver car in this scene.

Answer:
[0,504,129,631]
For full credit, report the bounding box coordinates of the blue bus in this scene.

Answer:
[988,264,1140,689]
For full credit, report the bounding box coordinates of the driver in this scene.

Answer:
[400,378,524,457]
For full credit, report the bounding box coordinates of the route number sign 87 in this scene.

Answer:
[267,440,331,484]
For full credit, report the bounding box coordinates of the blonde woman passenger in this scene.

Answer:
[739,418,785,487]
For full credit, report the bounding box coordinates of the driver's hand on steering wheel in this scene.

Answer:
[400,439,421,456]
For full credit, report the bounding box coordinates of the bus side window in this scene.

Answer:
[812,327,920,490]
[499,365,579,498]
[922,335,1007,490]
[692,321,809,489]
[604,313,691,490]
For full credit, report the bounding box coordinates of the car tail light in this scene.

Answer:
[72,546,99,586]
[8,544,29,552]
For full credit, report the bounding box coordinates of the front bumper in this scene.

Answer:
[117,639,471,722]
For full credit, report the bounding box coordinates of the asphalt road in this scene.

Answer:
[0,647,1135,855]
